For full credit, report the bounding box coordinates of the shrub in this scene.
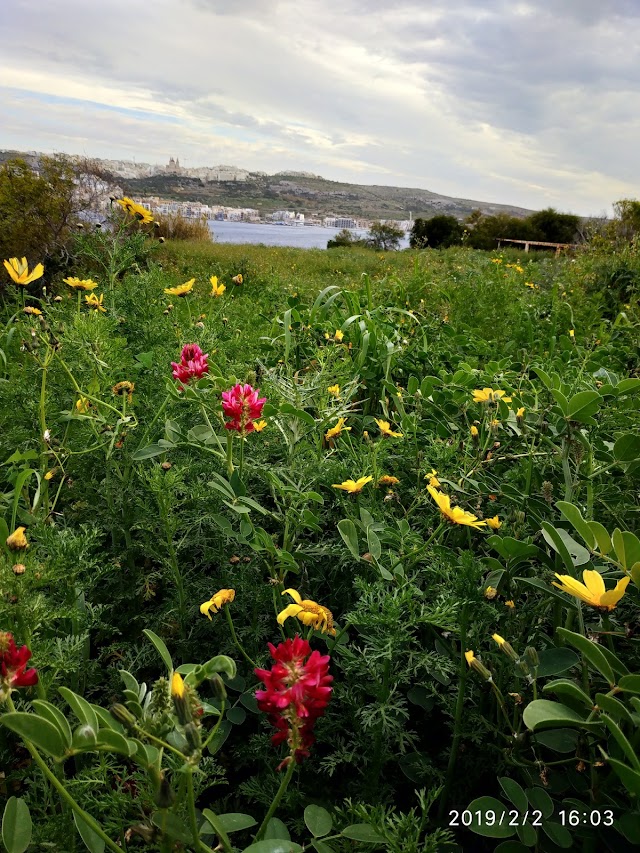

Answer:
[154,212,212,241]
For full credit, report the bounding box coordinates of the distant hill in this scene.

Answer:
[0,149,534,221]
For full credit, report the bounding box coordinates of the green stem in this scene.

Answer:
[226,433,234,477]
[253,759,296,842]
[438,602,469,821]
[186,768,216,853]
[6,698,121,852]
[238,434,245,481]
[224,605,256,668]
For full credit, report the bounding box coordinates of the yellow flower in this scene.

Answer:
[465,650,475,665]
[569,329,575,339]
[200,589,235,619]
[232,274,243,285]
[6,527,29,551]
[484,586,497,600]
[116,197,153,224]
[253,420,267,432]
[210,276,226,297]
[516,407,525,419]
[375,419,403,438]
[277,588,336,636]
[334,329,344,342]
[325,417,351,441]
[492,633,505,646]
[44,469,55,481]
[490,258,502,264]
[171,672,185,698]
[486,515,501,530]
[473,388,512,404]
[378,475,400,486]
[112,381,135,402]
[470,425,479,439]
[505,600,515,609]
[85,292,106,312]
[327,384,340,397]
[23,306,42,316]
[424,469,441,488]
[3,257,45,286]
[552,571,629,611]
[524,281,537,289]
[333,476,373,494]
[64,277,98,291]
[76,397,90,413]
[164,279,195,297]
[427,485,487,529]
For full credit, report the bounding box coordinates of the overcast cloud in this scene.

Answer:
[1,0,638,214]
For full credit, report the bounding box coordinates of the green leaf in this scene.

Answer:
[617,377,640,395]
[31,700,73,748]
[366,527,382,561]
[0,712,66,758]
[525,786,554,818]
[142,629,174,674]
[341,824,387,843]
[59,687,99,734]
[150,812,191,843]
[279,403,316,427]
[566,390,601,423]
[618,675,640,695]
[73,812,105,853]
[494,844,530,853]
[522,700,594,731]
[312,842,336,853]
[242,843,303,853]
[337,519,360,560]
[464,797,515,838]
[607,756,640,797]
[534,728,579,753]
[536,648,579,678]
[95,729,134,756]
[226,707,246,725]
[612,529,640,572]
[2,797,32,853]
[595,692,634,725]
[541,524,591,567]
[498,777,528,813]
[131,443,167,460]
[588,521,612,555]
[614,433,640,462]
[264,818,290,840]
[556,628,615,686]
[556,502,596,550]
[206,719,232,755]
[517,577,577,609]
[600,713,640,770]
[212,812,257,833]
[407,686,434,710]
[542,678,593,709]
[304,805,333,838]
[541,821,573,848]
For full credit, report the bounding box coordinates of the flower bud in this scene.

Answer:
[524,646,539,668]
[153,772,175,808]
[492,634,519,662]
[184,722,202,753]
[72,724,98,749]
[465,650,493,681]
[209,672,227,702]
[110,703,137,729]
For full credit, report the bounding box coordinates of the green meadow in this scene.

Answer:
[1,214,640,852]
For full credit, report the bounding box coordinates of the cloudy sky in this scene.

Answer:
[1,0,638,215]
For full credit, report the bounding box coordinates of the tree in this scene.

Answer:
[410,215,463,249]
[466,213,537,251]
[527,208,580,244]
[327,228,360,249]
[366,221,404,251]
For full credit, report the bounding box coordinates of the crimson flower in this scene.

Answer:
[255,635,332,768]
[171,344,209,389]
[222,383,266,435]
[0,633,38,694]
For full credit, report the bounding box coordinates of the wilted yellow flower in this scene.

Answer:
[334,329,344,342]
[378,475,400,486]
[552,571,629,611]
[516,406,525,419]
[6,527,29,551]
[210,276,225,297]
[505,600,515,609]
[473,388,512,404]
[470,425,479,439]
[164,279,195,297]
[333,476,373,494]
[23,306,42,316]
[427,485,487,529]
[524,281,537,289]
[486,515,502,530]
[85,292,106,312]
[465,650,475,665]
[3,257,44,286]
[76,397,90,413]
[44,469,56,481]
[277,588,336,635]
[490,258,502,264]
[424,469,441,488]
[232,274,243,285]
[112,381,135,402]
[327,384,340,397]
[375,419,403,438]
[253,420,267,432]
[200,588,235,619]
[484,586,498,600]
[116,197,153,224]
[325,417,351,441]
[64,277,98,291]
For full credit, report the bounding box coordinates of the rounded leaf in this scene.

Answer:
[465,797,516,838]
[304,805,333,838]
[0,712,66,758]
[341,824,387,843]
[2,797,32,853]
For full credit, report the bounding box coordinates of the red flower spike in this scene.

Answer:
[255,636,332,767]
[222,383,266,435]
[171,344,209,389]
[0,633,38,691]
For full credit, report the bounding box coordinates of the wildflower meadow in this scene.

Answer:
[1,196,640,853]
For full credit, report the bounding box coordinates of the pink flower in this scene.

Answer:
[0,632,38,691]
[255,636,332,768]
[222,383,266,435]
[171,344,209,389]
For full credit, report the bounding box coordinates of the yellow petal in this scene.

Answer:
[277,603,303,625]
[581,570,605,600]
[282,588,302,604]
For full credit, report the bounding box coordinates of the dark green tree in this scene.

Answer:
[327,228,359,249]
[410,215,463,249]
[366,220,404,251]
[527,207,580,243]
[466,213,537,251]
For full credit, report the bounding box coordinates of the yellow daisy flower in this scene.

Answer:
[427,485,487,529]
[200,589,236,619]
[333,476,373,494]
[277,588,336,635]
[164,279,195,297]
